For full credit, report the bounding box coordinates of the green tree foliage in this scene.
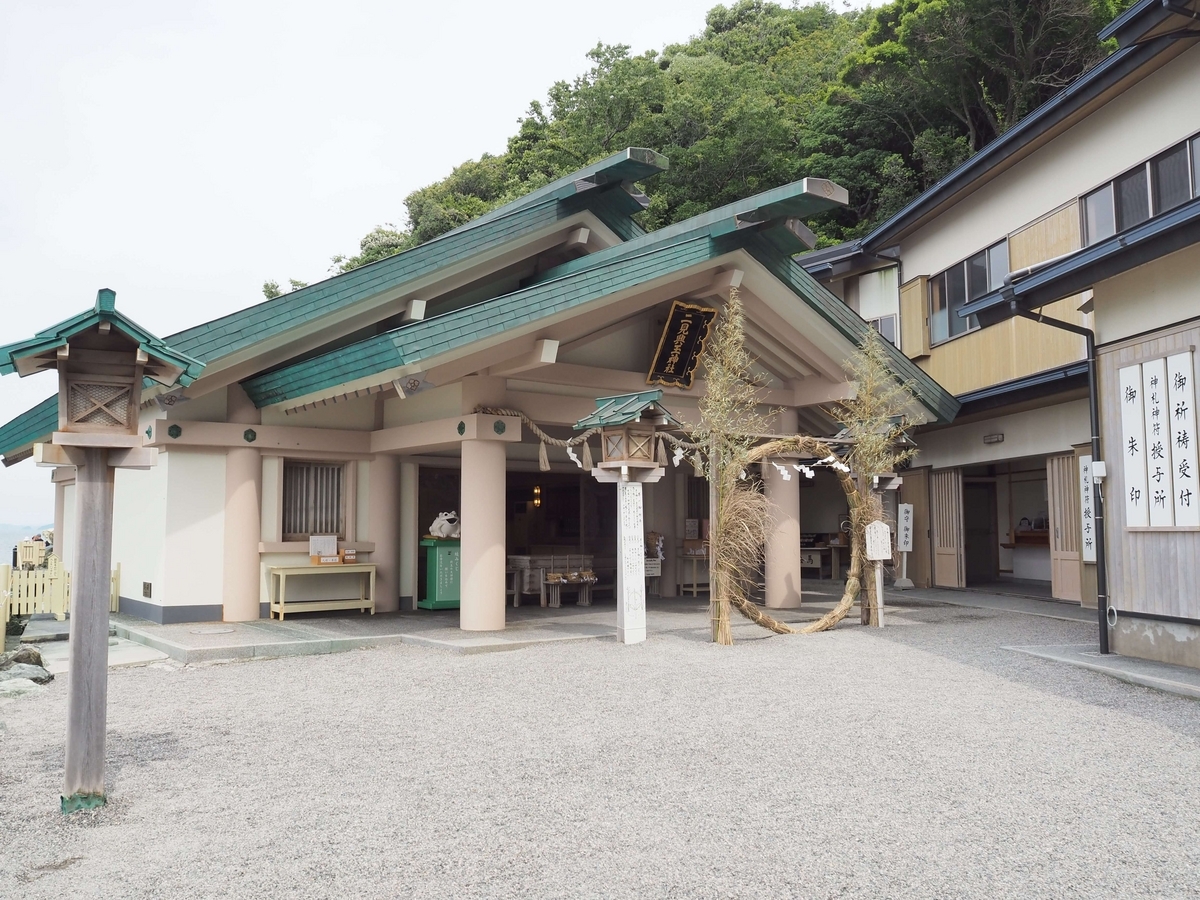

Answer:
[327,0,1131,275]
[844,0,1128,153]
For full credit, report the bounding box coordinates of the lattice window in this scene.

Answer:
[282,460,345,539]
[65,378,132,428]
[628,432,652,460]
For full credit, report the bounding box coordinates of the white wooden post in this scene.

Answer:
[894,502,914,590]
[865,520,891,629]
[63,447,115,807]
[616,480,647,644]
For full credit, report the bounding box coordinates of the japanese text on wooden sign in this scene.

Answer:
[1119,352,1198,528]
[896,503,914,553]
[647,301,718,389]
[865,521,891,561]
[1078,455,1096,563]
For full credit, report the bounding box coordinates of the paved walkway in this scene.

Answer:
[106,582,1095,664]
[110,595,839,663]
[890,585,1095,623]
[23,585,1198,704]
[1007,643,1200,701]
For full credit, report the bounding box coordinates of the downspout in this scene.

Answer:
[1016,307,1111,654]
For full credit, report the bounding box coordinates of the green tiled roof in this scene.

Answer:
[244,176,960,425]
[574,391,683,430]
[245,235,715,406]
[166,149,666,367]
[0,151,669,459]
[0,396,57,464]
[744,237,961,425]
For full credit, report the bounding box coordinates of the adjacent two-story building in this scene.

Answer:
[804,0,1200,666]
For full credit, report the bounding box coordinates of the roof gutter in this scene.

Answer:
[1015,310,1113,654]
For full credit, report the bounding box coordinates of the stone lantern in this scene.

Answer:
[0,289,203,812]
[575,390,680,644]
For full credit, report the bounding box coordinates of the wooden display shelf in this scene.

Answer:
[1001,530,1049,548]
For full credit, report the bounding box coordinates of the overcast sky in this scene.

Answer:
[0,0,867,526]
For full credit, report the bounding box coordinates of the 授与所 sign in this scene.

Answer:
[647,301,718,389]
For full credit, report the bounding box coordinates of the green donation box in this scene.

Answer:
[417,538,461,609]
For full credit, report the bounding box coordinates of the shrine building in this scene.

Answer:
[0,149,957,628]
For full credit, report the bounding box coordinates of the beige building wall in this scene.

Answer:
[111,456,169,605]
[162,449,227,608]
[915,400,1090,470]
[1093,243,1200,345]
[897,44,1200,278]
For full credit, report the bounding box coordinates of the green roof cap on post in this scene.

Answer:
[574,390,682,431]
[0,289,205,387]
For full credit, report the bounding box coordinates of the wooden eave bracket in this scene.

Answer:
[686,268,744,299]
[403,299,427,322]
[487,339,559,377]
[35,441,157,469]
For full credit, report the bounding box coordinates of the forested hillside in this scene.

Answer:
[310,0,1130,286]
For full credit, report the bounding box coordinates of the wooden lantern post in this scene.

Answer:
[0,289,203,812]
[575,391,680,645]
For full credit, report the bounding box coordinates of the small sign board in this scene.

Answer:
[896,503,914,553]
[309,534,338,557]
[1079,455,1096,563]
[647,301,717,389]
[865,521,891,561]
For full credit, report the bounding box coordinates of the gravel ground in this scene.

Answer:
[3,603,1200,899]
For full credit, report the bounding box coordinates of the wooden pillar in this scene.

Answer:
[398,461,419,611]
[368,454,400,613]
[222,385,261,621]
[765,410,802,609]
[460,439,506,631]
[63,447,114,808]
[651,470,677,595]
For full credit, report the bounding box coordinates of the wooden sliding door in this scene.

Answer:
[931,468,965,588]
[1047,452,1082,602]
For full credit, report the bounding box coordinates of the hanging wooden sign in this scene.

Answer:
[647,301,718,389]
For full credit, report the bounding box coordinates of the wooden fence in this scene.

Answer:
[2,556,119,623]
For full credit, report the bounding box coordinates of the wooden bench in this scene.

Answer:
[268,564,376,621]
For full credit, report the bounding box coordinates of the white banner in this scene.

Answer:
[1167,351,1199,526]
[1079,455,1096,563]
[896,503,914,553]
[1119,363,1149,527]
[1142,357,1174,526]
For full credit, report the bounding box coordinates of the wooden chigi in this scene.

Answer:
[0,288,203,813]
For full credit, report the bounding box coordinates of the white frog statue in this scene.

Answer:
[429,511,461,539]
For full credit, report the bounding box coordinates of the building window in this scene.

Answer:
[1152,143,1191,215]
[869,315,897,346]
[1115,166,1150,232]
[929,240,1008,345]
[1084,185,1116,245]
[1193,136,1200,201]
[1084,133,1200,246]
[282,460,345,540]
